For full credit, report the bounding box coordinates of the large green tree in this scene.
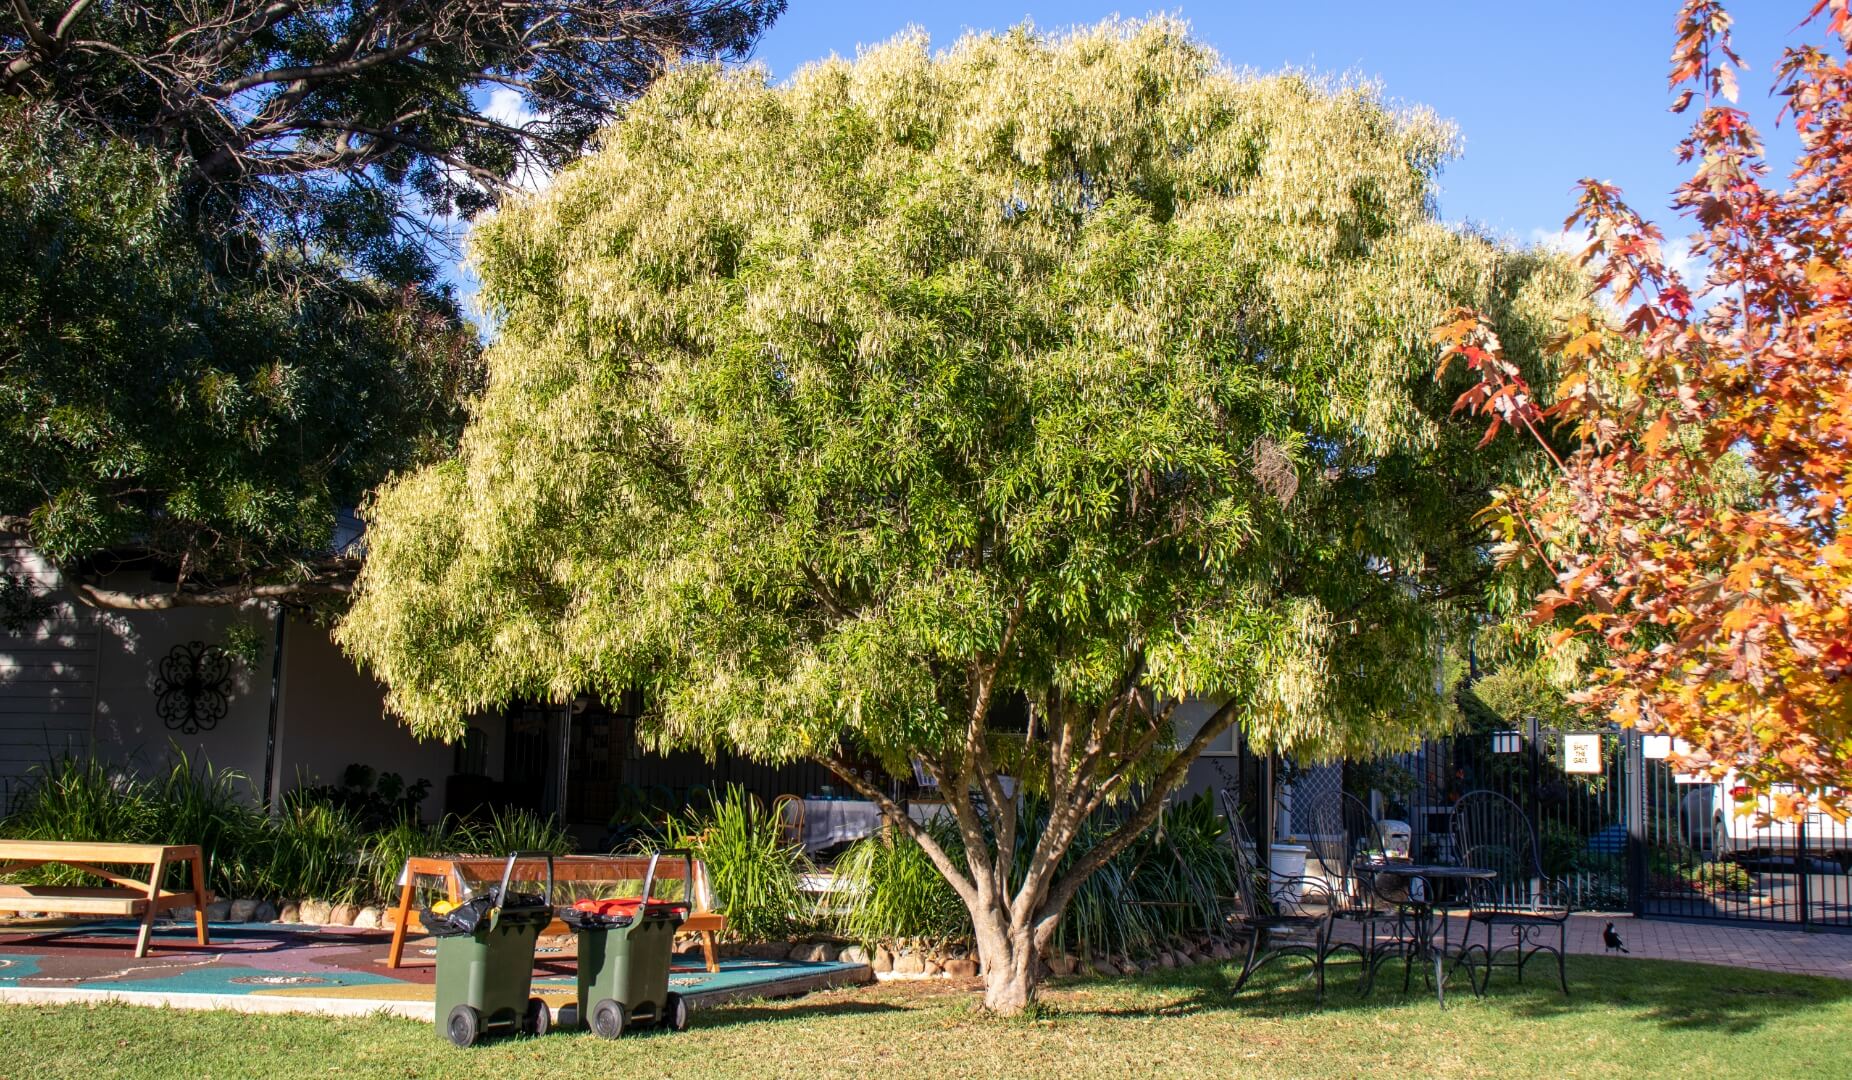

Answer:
[0,1,783,606]
[0,103,478,605]
[339,21,1580,1012]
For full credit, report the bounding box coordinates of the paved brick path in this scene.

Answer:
[1563,914,1852,979]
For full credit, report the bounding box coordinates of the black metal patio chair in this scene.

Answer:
[1217,788,1340,1003]
[1298,792,1399,981]
[1450,789,1573,995]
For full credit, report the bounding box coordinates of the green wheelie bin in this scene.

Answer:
[425,851,555,1047]
[561,849,693,1038]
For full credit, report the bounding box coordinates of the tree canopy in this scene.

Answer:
[339,20,1581,1011]
[1,0,786,255]
[0,1,783,606]
[0,102,480,603]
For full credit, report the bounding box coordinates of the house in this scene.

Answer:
[2,530,1291,844]
[0,532,833,836]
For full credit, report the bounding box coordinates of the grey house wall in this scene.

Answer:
[0,533,457,817]
[0,535,97,806]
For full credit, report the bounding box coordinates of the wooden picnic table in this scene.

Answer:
[0,840,211,957]
[388,854,727,972]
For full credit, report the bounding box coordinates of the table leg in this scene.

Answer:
[189,854,210,946]
[701,930,719,973]
[387,876,416,969]
[1433,910,1448,1009]
[134,855,165,959]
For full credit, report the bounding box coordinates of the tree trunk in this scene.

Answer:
[972,906,1042,1014]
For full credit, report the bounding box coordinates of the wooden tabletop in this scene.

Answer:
[0,840,202,862]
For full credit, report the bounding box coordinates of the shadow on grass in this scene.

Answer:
[687,999,911,1031]
[1051,954,1852,1035]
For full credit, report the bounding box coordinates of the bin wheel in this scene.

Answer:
[525,997,551,1037]
[663,992,690,1033]
[557,1002,580,1030]
[591,998,628,1040]
[445,1004,482,1048]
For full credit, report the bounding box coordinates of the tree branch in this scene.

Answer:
[73,571,355,610]
[820,752,976,906]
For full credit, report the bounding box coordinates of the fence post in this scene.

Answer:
[1524,715,1542,844]
[1799,816,1812,930]
[1624,729,1647,917]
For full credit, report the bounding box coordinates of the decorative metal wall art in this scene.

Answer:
[154,641,235,734]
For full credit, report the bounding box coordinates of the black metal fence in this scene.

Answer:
[1339,724,1852,931]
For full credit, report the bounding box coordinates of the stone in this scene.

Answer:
[326,903,359,926]
[278,902,301,924]
[1116,958,1141,977]
[1090,957,1119,978]
[204,900,233,922]
[921,958,943,976]
[1211,941,1236,961]
[1179,949,1206,967]
[745,941,792,960]
[1152,951,1176,970]
[1047,954,1079,978]
[872,946,894,973]
[228,899,260,923]
[352,906,383,929]
[944,958,979,978]
[790,941,839,963]
[252,901,279,923]
[893,951,925,975]
[298,899,331,924]
[837,945,868,965]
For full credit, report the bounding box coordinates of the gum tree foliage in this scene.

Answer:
[0,0,787,250]
[0,103,480,605]
[339,21,1580,1012]
[1439,1,1852,816]
[0,0,782,607]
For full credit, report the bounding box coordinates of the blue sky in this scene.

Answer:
[746,1,1809,256]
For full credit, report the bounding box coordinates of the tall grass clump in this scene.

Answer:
[833,816,969,950]
[665,784,810,941]
[265,792,367,904]
[1,754,270,897]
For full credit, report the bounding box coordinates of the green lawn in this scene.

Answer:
[4,957,1847,1079]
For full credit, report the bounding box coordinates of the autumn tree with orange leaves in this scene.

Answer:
[1439,0,1852,818]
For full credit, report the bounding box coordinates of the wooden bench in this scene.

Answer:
[0,840,212,957]
[388,853,727,971]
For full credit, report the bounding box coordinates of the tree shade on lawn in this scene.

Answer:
[337,18,1583,1013]
[2,959,1850,1079]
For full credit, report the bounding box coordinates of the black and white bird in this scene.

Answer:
[1603,922,1628,954]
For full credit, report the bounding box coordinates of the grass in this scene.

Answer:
[2,957,1847,1079]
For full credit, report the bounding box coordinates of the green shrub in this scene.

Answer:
[266,793,367,904]
[1,753,269,898]
[665,784,811,941]
[833,817,968,950]
[446,806,577,860]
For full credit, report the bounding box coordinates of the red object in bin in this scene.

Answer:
[572,897,688,918]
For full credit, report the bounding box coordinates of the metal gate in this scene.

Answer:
[1367,721,1630,912]
[1640,752,1852,928]
[1355,722,1852,929]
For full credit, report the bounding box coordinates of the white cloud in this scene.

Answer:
[1528,226,1705,286]
[484,88,540,129]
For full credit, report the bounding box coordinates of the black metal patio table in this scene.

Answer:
[1352,860,1496,1008]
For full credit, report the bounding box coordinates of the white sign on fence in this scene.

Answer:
[1563,733,1603,774]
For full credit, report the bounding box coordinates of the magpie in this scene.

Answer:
[1603,922,1628,954]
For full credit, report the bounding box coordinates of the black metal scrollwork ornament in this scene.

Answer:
[153,641,234,734]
